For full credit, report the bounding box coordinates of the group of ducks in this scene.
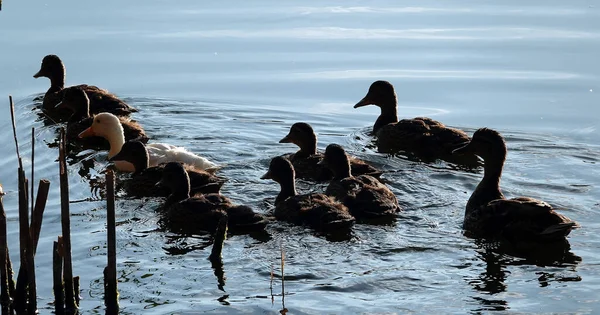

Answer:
[33,54,578,249]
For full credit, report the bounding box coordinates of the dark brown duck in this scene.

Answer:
[453,128,579,243]
[57,87,148,149]
[34,54,137,121]
[261,156,355,235]
[157,162,268,235]
[109,141,225,198]
[279,122,381,181]
[354,80,480,167]
[319,144,400,221]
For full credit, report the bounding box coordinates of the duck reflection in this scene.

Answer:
[467,238,581,313]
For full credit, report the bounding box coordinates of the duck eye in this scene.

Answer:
[95,119,101,124]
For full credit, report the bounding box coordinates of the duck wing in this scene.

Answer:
[277,194,355,232]
[325,175,400,220]
[480,197,579,241]
[163,196,228,234]
[225,205,270,233]
[75,85,138,116]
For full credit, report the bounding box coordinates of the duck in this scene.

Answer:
[109,141,225,197]
[353,80,480,167]
[279,122,381,181]
[453,128,579,243]
[261,156,355,235]
[33,54,137,121]
[78,112,219,172]
[56,86,148,149]
[319,144,400,221]
[158,162,268,234]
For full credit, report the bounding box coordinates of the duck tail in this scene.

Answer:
[540,222,579,238]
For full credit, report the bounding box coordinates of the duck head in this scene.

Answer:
[318,144,352,179]
[157,162,191,202]
[279,122,318,156]
[55,87,90,121]
[108,141,149,174]
[354,80,397,109]
[453,128,507,165]
[261,156,297,201]
[354,81,399,134]
[33,54,65,87]
[78,112,126,159]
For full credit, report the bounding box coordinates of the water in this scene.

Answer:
[1,1,599,314]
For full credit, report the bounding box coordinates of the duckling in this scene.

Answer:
[158,162,268,234]
[109,141,224,197]
[279,122,381,181]
[33,54,137,121]
[453,128,579,242]
[261,156,355,234]
[319,144,400,221]
[354,80,480,167]
[56,87,148,149]
[78,112,219,172]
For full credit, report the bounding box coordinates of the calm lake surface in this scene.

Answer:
[1,1,599,314]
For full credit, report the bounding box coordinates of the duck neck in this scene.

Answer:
[332,160,352,180]
[48,68,66,93]
[466,157,505,216]
[106,128,126,159]
[296,138,318,158]
[276,177,297,203]
[374,100,398,134]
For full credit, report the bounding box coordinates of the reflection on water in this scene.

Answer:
[0,0,599,314]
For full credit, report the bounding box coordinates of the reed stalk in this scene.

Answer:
[104,170,119,314]
[53,239,64,315]
[0,191,13,315]
[58,128,77,313]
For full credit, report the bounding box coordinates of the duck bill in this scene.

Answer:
[260,170,272,180]
[353,96,373,108]
[278,134,292,143]
[452,142,472,155]
[33,69,44,78]
[78,127,96,138]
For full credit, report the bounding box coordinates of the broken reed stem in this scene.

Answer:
[9,96,22,171]
[30,180,50,254]
[0,194,13,315]
[58,128,77,313]
[104,170,119,314]
[15,167,29,314]
[53,239,64,315]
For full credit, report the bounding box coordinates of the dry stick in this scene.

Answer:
[53,239,64,315]
[0,194,13,315]
[12,179,49,315]
[15,168,29,314]
[9,96,22,171]
[104,170,118,314]
[30,180,49,254]
[58,128,76,313]
[30,128,34,226]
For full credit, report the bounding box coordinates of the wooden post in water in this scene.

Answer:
[104,170,119,314]
[53,238,64,315]
[58,128,77,313]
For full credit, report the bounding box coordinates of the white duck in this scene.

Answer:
[78,112,219,172]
